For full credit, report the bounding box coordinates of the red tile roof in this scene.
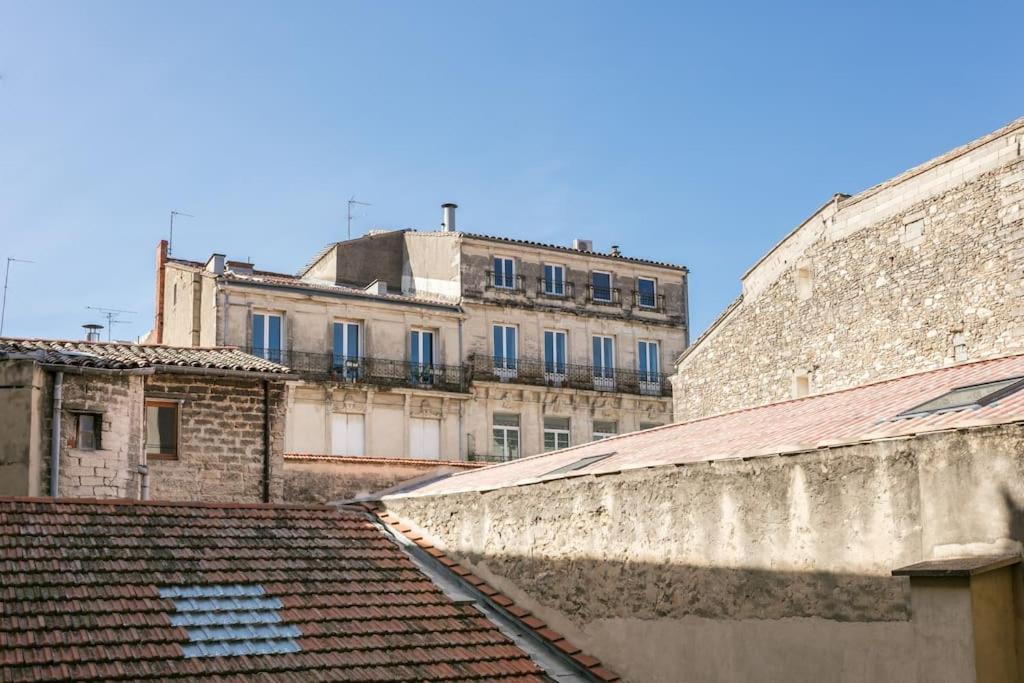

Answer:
[395,353,1024,496]
[0,498,550,681]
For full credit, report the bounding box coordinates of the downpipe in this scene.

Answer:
[49,371,63,497]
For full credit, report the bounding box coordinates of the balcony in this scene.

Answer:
[484,270,526,293]
[631,290,667,313]
[536,277,576,299]
[585,285,622,306]
[469,354,672,397]
[247,348,468,393]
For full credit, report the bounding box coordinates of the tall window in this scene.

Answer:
[492,324,518,376]
[145,400,179,460]
[591,271,612,302]
[74,413,101,450]
[592,335,615,389]
[637,277,657,308]
[544,330,567,376]
[543,264,565,296]
[492,414,520,461]
[333,321,361,379]
[637,340,661,393]
[593,420,618,440]
[493,257,515,288]
[252,313,282,362]
[410,330,435,385]
[543,416,570,452]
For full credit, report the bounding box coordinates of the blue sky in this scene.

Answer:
[1,1,1021,343]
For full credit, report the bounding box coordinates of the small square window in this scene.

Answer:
[73,413,102,450]
[593,420,618,440]
[896,376,1024,418]
[146,400,180,459]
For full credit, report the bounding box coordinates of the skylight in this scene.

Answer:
[896,376,1024,418]
[542,452,614,477]
[159,584,301,658]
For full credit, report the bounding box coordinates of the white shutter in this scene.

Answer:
[331,414,365,456]
[410,418,441,460]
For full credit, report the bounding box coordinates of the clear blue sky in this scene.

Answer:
[1,1,1021,343]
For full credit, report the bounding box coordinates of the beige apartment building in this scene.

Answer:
[153,204,688,461]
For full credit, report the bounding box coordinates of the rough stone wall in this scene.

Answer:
[282,456,479,504]
[382,424,1024,682]
[0,361,45,496]
[674,151,1024,422]
[144,374,286,503]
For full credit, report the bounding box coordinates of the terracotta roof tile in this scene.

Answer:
[0,498,547,681]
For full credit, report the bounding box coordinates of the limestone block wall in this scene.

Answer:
[674,129,1024,422]
[381,424,1024,683]
[0,361,45,497]
[146,374,286,503]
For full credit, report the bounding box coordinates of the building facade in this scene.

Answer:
[673,117,1024,421]
[153,210,688,462]
[0,339,291,502]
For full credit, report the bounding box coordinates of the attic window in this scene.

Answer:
[542,452,614,477]
[159,584,301,658]
[896,376,1024,418]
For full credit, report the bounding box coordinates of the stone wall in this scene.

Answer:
[282,455,481,504]
[381,424,1024,682]
[0,361,45,496]
[674,125,1024,421]
[145,374,286,503]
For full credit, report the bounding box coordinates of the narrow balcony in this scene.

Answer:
[536,277,576,299]
[630,290,667,313]
[585,285,622,306]
[484,270,527,293]
[247,348,468,393]
[468,354,672,397]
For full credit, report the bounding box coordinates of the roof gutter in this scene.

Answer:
[34,363,297,381]
[365,512,600,682]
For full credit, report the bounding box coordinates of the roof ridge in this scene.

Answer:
[0,336,249,353]
[0,496,338,511]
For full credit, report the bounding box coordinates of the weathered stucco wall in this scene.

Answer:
[674,128,1024,421]
[382,424,1024,682]
[0,361,45,497]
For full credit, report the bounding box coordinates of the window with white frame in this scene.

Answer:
[251,312,283,362]
[592,335,615,388]
[544,330,567,376]
[543,264,566,296]
[637,277,657,308]
[637,340,661,393]
[492,413,521,461]
[493,257,515,289]
[543,416,570,452]
[410,329,435,385]
[593,420,618,441]
[492,324,518,375]
[332,321,361,379]
[591,271,612,302]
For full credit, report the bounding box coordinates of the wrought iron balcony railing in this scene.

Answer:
[484,270,526,293]
[246,348,468,392]
[631,290,667,312]
[468,354,671,397]
[536,277,575,299]
[585,285,621,305]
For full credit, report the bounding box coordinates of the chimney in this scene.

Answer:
[83,324,104,342]
[205,253,225,275]
[611,245,621,257]
[441,203,458,232]
[573,238,593,252]
[365,279,389,295]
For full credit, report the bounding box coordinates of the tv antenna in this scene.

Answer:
[85,306,137,341]
[0,256,35,336]
[168,210,195,255]
[347,197,371,240]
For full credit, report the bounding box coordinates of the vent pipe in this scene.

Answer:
[83,324,104,342]
[441,203,458,232]
[610,245,621,257]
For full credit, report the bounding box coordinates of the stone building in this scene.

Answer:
[0,338,292,502]
[673,117,1024,421]
[153,204,688,464]
[376,352,1024,682]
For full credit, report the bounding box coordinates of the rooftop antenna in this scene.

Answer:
[347,197,371,240]
[85,306,137,341]
[0,256,35,336]
[168,210,195,256]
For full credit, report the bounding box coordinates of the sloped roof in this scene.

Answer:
[0,338,291,375]
[455,232,687,271]
[0,498,551,682]
[391,353,1024,497]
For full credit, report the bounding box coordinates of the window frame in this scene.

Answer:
[542,416,571,452]
[896,376,1024,419]
[492,324,518,372]
[592,334,616,383]
[71,411,102,451]
[592,420,618,441]
[251,311,284,361]
[637,277,657,308]
[145,399,181,461]
[544,329,568,377]
[543,263,566,296]
[590,270,613,302]
[493,256,516,289]
[492,413,521,461]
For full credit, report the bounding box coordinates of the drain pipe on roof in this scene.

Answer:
[458,317,465,459]
[49,371,63,497]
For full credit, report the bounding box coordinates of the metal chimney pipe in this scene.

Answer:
[441,203,458,232]
[83,324,103,342]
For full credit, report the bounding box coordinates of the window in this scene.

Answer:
[637,340,660,387]
[543,453,614,477]
[331,413,365,456]
[492,413,520,461]
[73,413,101,450]
[333,321,361,379]
[637,277,657,308]
[145,400,179,459]
[896,376,1024,418]
[544,330,567,377]
[252,312,283,362]
[639,422,663,431]
[410,418,441,460]
[492,324,518,376]
[543,264,565,296]
[591,271,612,302]
[410,329,435,385]
[543,416,570,452]
[493,257,515,289]
[592,335,615,389]
[593,420,618,440]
